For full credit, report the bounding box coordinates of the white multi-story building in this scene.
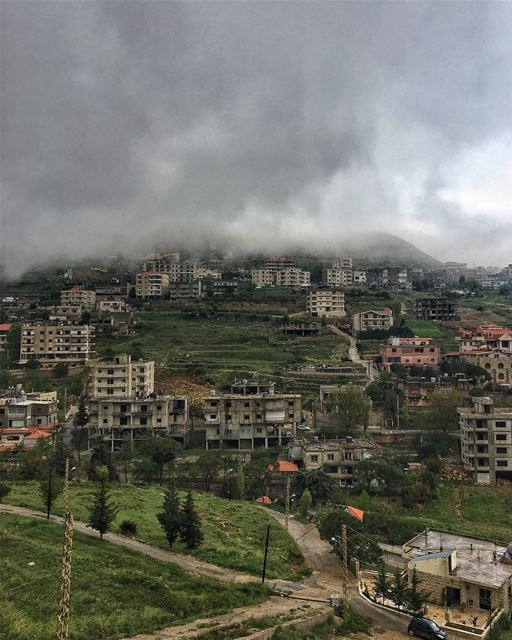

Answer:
[459,397,512,485]
[353,270,367,285]
[89,354,154,398]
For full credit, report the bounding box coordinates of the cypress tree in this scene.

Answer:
[39,467,63,519]
[179,492,203,549]
[157,483,181,548]
[88,479,118,540]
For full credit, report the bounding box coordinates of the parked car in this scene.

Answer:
[296,425,311,432]
[407,616,448,639]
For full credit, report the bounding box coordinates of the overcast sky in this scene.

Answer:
[1,1,511,276]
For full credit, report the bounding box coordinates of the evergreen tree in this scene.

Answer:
[373,563,390,604]
[53,433,68,478]
[39,467,63,519]
[72,395,89,461]
[157,483,182,548]
[144,438,178,486]
[390,568,408,609]
[180,492,203,549]
[88,479,118,540]
[0,483,11,503]
[298,489,312,518]
[406,567,430,614]
[88,442,118,481]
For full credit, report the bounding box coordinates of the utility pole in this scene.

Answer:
[284,475,291,530]
[261,525,270,584]
[396,393,400,430]
[57,459,74,640]
[341,523,348,608]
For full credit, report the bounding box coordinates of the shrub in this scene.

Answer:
[118,520,138,537]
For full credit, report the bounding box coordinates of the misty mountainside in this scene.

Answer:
[328,233,442,268]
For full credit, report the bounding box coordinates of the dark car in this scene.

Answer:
[407,616,448,639]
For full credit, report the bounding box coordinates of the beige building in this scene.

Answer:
[332,257,353,269]
[323,268,353,287]
[263,256,296,270]
[142,260,221,283]
[353,308,393,333]
[0,389,58,430]
[403,529,512,615]
[289,437,379,487]
[88,396,188,449]
[459,397,512,484]
[203,382,302,450]
[96,299,128,313]
[87,355,187,448]
[61,286,96,311]
[252,268,310,287]
[0,323,12,353]
[306,288,345,318]
[463,349,512,386]
[48,305,83,321]
[89,354,154,398]
[135,272,170,299]
[169,280,203,301]
[353,270,367,285]
[20,323,95,367]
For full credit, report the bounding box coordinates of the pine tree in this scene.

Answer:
[72,395,89,462]
[390,568,408,609]
[53,433,68,477]
[180,492,203,549]
[88,479,118,540]
[39,467,63,519]
[157,483,182,548]
[373,563,390,604]
[406,567,431,614]
[298,489,312,518]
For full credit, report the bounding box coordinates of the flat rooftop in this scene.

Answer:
[404,529,512,589]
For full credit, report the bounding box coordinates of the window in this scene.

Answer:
[496,447,508,454]
[327,453,335,461]
[103,419,108,424]
[310,455,319,463]
[344,452,353,461]
[140,417,148,426]
[120,404,127,413]
[244,415,250,420]
[496,434,507,441]
[244,402,250,408]
[496,421,507,428]
[497,460,508,467]
[210,414,217,419]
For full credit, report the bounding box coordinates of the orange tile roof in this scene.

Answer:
[0,323,12,331]
[268,460,299,473]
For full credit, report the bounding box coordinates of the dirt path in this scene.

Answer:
[326,325,377,382]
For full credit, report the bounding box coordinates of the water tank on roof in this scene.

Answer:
[346,436,354,443]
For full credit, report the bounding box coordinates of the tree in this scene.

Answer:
[326,385,370,436]
[157,483,182,548]
[406,567,430,614]
[39,468,63,519]
[116,436,133,484]
[88,479,118,540]
[0,483,11,503]
[423,390,459,432]
[298,489,312,518]
[53,432,68,478]
[88,442,118,482]
[293,468,336,504]
[373,563,390,604]
[194,452,222,492]
[25,358,41,369]
[53,363,69,379]
[72,395,89,461]
[180,491,203,549]
[317,506,382,566]
[389,568,409,609]
[144,438,178,486]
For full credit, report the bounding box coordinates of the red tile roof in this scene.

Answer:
[0,323,12,332]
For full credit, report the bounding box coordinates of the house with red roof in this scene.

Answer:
[0,323,12,353]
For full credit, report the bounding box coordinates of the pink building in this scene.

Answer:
[378,337,441,369]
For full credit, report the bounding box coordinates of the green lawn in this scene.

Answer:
[0,513,268,640]
[5,482,308,581]
[407,482,512,543]
[97,312,346,388]
[403,319,457,351]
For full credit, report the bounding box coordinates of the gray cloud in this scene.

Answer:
[1,0,511,276]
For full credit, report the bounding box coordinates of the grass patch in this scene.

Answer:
[0,513,268,640]
[382,482,512,544]
[403,319,457,351]
[5,481,309,581]
[96,312,346,388]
